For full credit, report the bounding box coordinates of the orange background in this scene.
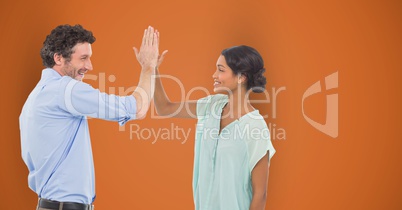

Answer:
[1,0,401,209]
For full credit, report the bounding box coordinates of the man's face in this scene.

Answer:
[61,42,93,81]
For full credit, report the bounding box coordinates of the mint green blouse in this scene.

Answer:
[193,94,276,210]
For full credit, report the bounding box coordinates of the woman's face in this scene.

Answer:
[212,55,240,94]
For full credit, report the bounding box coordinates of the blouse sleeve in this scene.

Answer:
[196,95,213,119]
[246,118,276,173]
[196,94,227,119]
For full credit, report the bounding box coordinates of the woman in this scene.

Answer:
[154,45,275,210]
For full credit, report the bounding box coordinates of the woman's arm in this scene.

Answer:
[250,151,270,210]
[153,50,197,118]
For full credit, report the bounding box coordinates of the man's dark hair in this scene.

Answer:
[40,24,96,68]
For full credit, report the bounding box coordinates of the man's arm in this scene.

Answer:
[59,27,160,123]
[133,26,160,119]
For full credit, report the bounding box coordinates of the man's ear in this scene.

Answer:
[53,53,63,66]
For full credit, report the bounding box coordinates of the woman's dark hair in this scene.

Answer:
[221,45,267,93]
[40,24,96,68]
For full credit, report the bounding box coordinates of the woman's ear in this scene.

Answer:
[238,74,247,84]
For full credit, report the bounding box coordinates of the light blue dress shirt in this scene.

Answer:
[194,94,275,210]
[19,68,137,204]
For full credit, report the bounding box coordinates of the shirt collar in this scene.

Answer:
[41,68,63,79]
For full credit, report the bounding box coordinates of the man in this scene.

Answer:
[19,24,160,210]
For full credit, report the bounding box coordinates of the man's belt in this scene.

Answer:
[38,198,94,210]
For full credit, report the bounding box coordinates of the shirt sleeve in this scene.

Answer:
[58,78,137,125]
[246,118,276,173]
